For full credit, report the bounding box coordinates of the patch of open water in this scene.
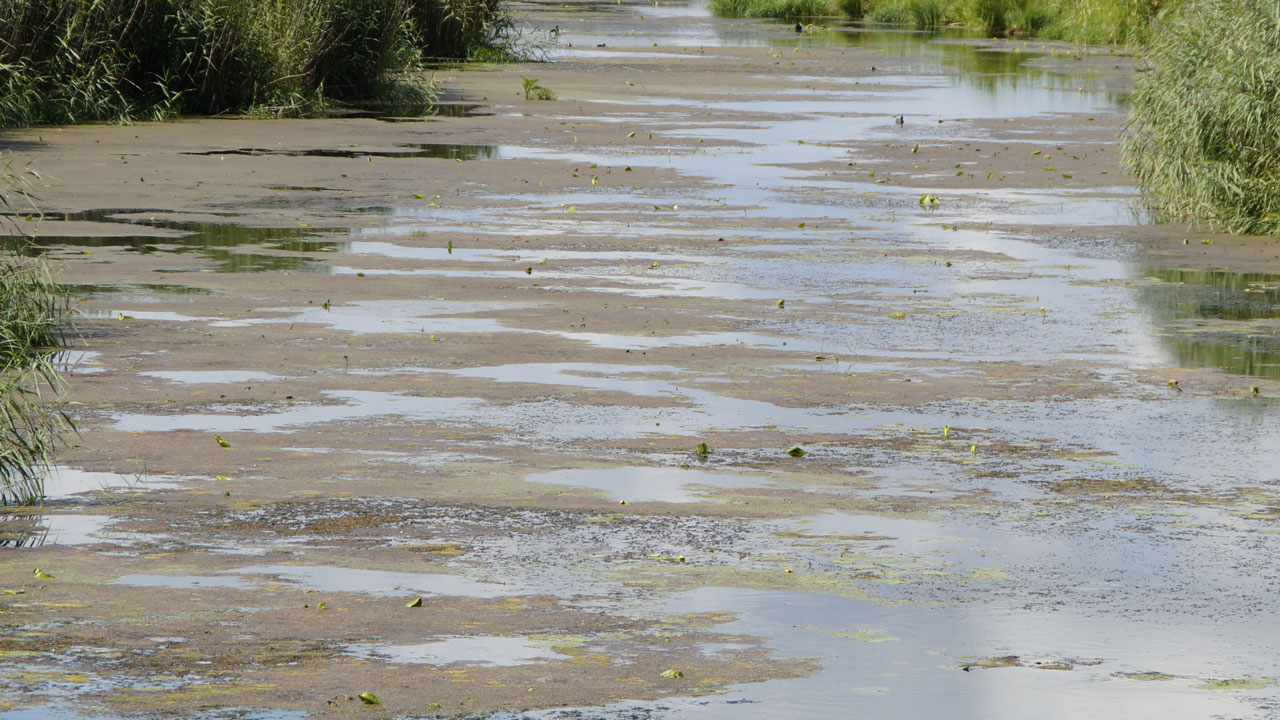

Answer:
[524,466,773,503]
[345,636,570,666]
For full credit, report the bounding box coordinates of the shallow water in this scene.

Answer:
[346,637,570,666]
[26,2,1280,719]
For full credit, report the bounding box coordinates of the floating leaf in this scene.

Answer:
[987,171,995,179]
[33,569,54,579]
[317,601,326,610]
[358,692,381,705]
[627,131,636,138]
[887,311,908,320]
[776,299,785,308]
[215,435,231,448]
[943,425,950,438]
[787,446,807,457]
[695,442,710,455]
[911,144,919,153]
[2,589,24,595]
[215,475,230,481]
[660,669,685,679]
[406,597,423,608]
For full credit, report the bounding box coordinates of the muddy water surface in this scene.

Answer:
[4,1,1280,718]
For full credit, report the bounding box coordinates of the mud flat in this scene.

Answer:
[3,2,1280,719]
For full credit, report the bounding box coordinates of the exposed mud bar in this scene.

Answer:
[3,1,1280,718]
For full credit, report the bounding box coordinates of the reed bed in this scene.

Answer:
[0,156,74,505]
[0,0,512,127]
[1122,0,1280,235]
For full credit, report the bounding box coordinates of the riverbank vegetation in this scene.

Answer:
[0,158,73,505]
[0,0,514,127]
[713,0,1170,43]
[1122,0,1280,236]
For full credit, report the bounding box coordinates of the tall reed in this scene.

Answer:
[1122,0,1280,235]
[0,155,73,505]
[0,0,511,127]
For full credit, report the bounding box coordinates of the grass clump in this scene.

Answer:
[907,0,945,28]
[836,0,1164,42]
[0,157,74,506]
[710,0,835,20]
[0,0,513,127]
[1053,0,1166,45]
[1122,0,1280,236]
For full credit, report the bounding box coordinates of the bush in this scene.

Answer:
[1122,0,1280,235]
[0,0,510,127]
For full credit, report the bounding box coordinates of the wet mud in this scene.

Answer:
[3,1,1280,718]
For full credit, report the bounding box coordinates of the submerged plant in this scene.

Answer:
[1122,0,1280,235]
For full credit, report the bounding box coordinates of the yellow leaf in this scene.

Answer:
[406,597,423,607]
[358,692,380,705]
[33,569,54,579]
[215,435,231,448]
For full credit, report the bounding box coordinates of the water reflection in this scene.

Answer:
[1139,267,1280,379]
[21,210,342,274]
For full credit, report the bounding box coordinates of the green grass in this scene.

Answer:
[1122,0,1280,235]
[837,0,1167,43]
[908,0,945,28]
[0,0,513,127]
[710,0,835,20]
[0,156,74,506]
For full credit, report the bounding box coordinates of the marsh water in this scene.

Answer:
[6,1,1280,719]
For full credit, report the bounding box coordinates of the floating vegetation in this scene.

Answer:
[1193,677,1275,691]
